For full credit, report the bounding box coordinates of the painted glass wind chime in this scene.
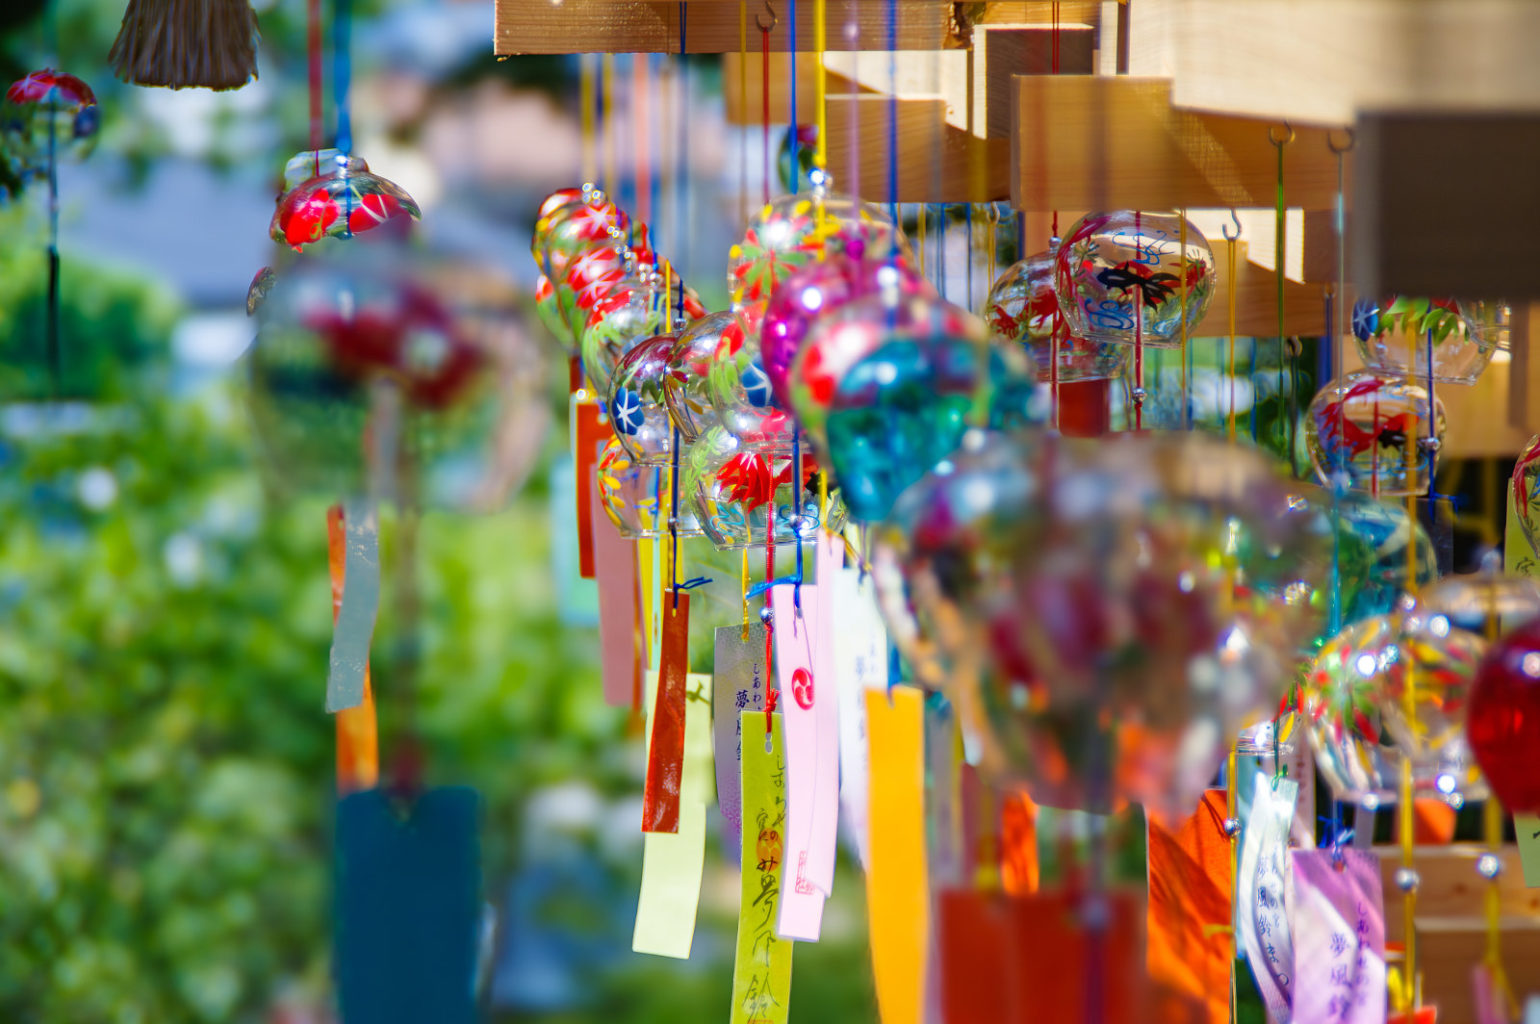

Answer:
[526,2,1539,1022]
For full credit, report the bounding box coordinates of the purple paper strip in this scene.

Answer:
[1291,848,1387,1024]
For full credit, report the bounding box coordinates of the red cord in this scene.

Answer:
[762,29,771,205]
[308,0,323,173]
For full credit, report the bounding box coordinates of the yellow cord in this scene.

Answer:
[1400,426,1419,1011]
[1179,212,1188,426]
[580,56,596,184]
[1227,236,1238,443]
[602,55,617,194]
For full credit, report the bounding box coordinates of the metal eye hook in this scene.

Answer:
[755,0,778,33]
[1326,127,1356,155]
[1268,121,1296,147]
[1222,208,1242,242]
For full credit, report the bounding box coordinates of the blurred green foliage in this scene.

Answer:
[0,206,182,400]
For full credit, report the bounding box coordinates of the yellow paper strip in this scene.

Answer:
[638,538,658,674]
[866,686,929,1024]
[731,711,795,1024]
[633,671,713,958]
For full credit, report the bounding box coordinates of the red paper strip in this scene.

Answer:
[938,890,1011,1024]
[1008,888,1147,1023]
[590,479,643,707]
[1146,789,1233,1024]
[573,399,611,580]
[642,593,690,833]
[327,505,378,794]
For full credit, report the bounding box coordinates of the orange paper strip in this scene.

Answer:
[999,791,1039,896]
[327,505,378,794]
[1146,789,1232,1024]
[866,686,929,1024]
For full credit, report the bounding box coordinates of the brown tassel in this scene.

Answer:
[109,0,259,92]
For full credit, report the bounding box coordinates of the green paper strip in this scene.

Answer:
[730,711,794,1024]
[633,671,712,958]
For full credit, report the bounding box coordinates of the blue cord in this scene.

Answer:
[334,0,352,155]
[788,0,798,191]
[887,0,897,221]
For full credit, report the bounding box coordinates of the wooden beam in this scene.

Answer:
[1509,304,1540,435]
[1374,845,1540,1024]
[1127,0,1540,127]
[495,0,952,54]
[975,24,1094,138]
[722,52,867,124]
[1192,239,1324,339]
[1352,111,1540,300]
[823,95,1008,203]
[1009,76,1345,213]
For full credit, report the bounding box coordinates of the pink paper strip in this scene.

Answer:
[590,473,644,707]
[1292,848,1387,1024]
[773,583,826,941]
[807,534,843,896]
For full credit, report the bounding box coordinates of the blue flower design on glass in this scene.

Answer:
[1351,299,1380,342]
[610,387,645,435]
[742,360,773,408]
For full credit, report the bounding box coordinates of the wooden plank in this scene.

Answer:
[1009,76,1345,213]
[1416,918,1540,1024]
[1352,111,1540,300]
[1127,0,1540,127]
[977,24,1094,137]
[1376,846,1540,942]
[495,0,950,54]
[824,94,1008,202]
[1509,304,1540,435]
[1374,845,1540,1024]
[722,52,866,124]
[1192,239,1325,339]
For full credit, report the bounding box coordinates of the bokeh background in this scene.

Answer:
[0,1,1507,1020]
[0,1,880,1020]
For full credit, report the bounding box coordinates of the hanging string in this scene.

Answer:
[1179,212,1189,429]
[787,0,798,191]
[307,0,323,172]
[1398,361,1423,1013]
[580,55,597,184]
[333,0,352,157]
[1271,124,1295,471]
[1223,211,1241,443]
[45,83,61,398]
[1132,211,1144,432]
[603,55,617,195]
[917,204,926,275]
[760,22,771,205]
[814,0,827,175]
[886,0,897,224]
[636,55,652,227]
[738,0,748,227]
[741,550,752,640]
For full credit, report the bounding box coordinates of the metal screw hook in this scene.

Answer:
[1326,127,1356,155]
[1221,208,1242,242]
[755,0,778,33]
[1268,121,1296,147]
